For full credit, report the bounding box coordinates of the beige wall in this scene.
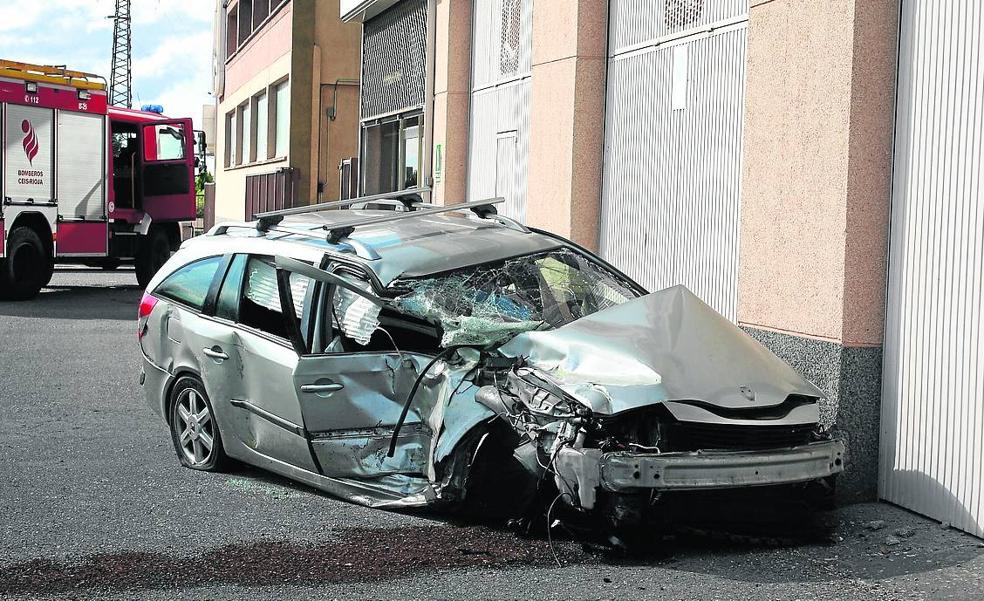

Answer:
[290,0,363,204]
[525,0,607,249]
[214,52,292,222]
[214,0,362,219]
[738,0,897,346]
[224,1,294,97]
[431,0,472,206]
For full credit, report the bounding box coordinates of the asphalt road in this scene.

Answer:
[1,268,984,600]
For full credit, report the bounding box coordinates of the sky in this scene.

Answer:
[0,0,214,127]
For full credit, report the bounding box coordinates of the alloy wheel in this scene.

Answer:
[175,388,215,465]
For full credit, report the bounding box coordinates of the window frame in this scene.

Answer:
[271,78,290,159]
[224,111,236,168]
[359,111,423,196]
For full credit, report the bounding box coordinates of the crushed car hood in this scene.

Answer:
[499,285,823,415]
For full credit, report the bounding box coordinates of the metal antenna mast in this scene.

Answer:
[109,0,132,107]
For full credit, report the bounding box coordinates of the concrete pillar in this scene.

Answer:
[430,0,472,206]
[738,0,899,501]
[525,0,607,249]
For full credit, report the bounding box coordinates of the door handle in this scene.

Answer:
[203,347,229,361]
[300,383,344,394]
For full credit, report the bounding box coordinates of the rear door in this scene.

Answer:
[140,118,194,220]
[207,254,318,472]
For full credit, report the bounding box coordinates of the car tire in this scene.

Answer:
[136,228,170,289]
[168,376,227,472]
[0,227,50,300]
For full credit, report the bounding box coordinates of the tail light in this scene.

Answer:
[138,293,158,340]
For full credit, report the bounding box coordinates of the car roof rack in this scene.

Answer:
[254,189,429,230]
[212,196,526,259]
[321,197,506,243]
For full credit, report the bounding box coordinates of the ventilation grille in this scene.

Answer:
[664,422,816,451]
[665,0,705,30]
[499,0,522,76]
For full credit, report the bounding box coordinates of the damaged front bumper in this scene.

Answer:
[554,439,845,510]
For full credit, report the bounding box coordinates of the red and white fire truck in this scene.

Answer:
[0,60,199,300]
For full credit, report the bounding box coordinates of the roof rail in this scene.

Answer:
[322,197,505,243]
[254,189,430,230]
[210,222,381,260]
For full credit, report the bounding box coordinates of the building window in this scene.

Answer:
[226,6,238,59]
[224,111,236,168]
[254,91,268,162]
[239,102,251,165]
[238,0,253,46]
[401,119,420,189]
[360,113,421,195]
[273,79,290,158]
[253,0,270,26]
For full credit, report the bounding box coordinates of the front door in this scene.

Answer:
[282,263,435,479]
[140,118,194,220]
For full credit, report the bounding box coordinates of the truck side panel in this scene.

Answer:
[55,110,108,257]
[56,222,107,256]
[4,104,55,205]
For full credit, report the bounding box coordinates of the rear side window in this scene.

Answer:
[154,256,224,311]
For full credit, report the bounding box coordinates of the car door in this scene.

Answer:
[203,254,319,472]
[281,258,438,480]
[143,254,228,415]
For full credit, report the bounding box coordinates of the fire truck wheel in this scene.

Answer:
[136,229,171,289]
[1,227,49,300]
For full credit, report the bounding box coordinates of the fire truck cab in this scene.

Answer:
[0,60,197,300]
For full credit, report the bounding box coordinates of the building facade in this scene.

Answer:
[212,0,362,222]
[227,0,977,537]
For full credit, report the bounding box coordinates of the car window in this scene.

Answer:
[215,254,247,321]
[154,256,224,311]
[238,256,313,341]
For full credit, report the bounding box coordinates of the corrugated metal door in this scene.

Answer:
[600,0,748,320]
[880,0,984,538]
[468,0,532,220]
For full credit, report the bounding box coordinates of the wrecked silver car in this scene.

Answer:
[137,196,843,535]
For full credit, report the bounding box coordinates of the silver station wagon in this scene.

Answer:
[137,194,844,536]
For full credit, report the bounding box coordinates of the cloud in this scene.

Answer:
[133,31,213,79]
[0,0,214,129]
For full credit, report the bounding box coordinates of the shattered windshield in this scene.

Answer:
[391,248,640,347]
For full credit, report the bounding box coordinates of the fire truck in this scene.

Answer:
[0,60,199,300]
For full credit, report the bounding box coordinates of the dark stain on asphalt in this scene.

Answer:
[0,525,592,594]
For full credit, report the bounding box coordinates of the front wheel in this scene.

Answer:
[0,227,51,300]
[135,228,170,289]
[168,377,227,472]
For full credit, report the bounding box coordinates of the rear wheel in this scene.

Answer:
[0,227,50,300]
[168,377,227,472]
[135,228,170,289]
